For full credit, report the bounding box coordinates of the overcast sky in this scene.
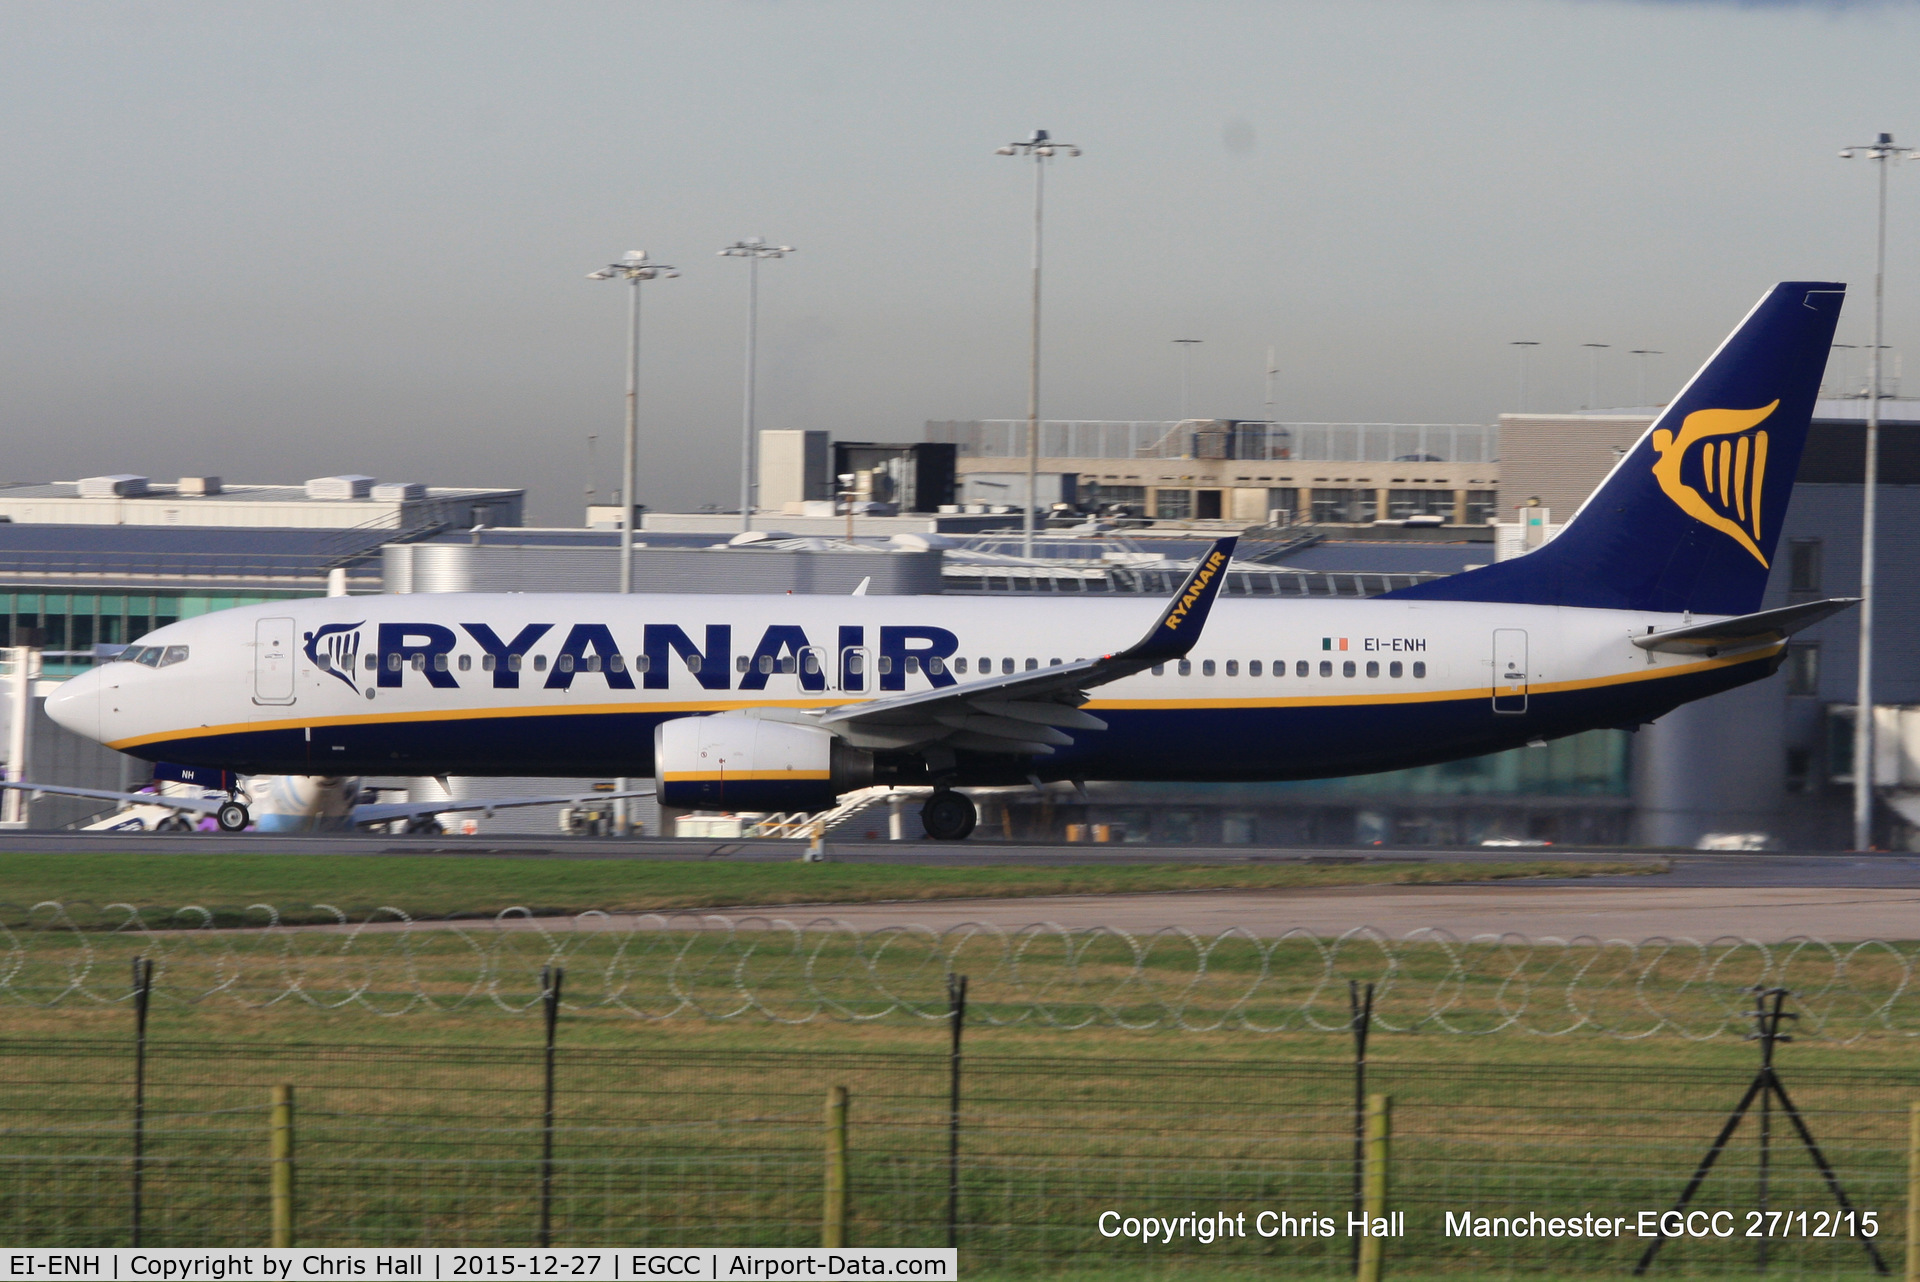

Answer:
[3,0,1916,523]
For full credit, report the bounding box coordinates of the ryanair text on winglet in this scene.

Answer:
[1162,550,1227,632]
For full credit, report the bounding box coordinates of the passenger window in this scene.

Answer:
[1390,661,1402,678]
[365,654,377,671]
[1049,657,1061,666]
[410,654,426,671]
[459,654,472,672]
[1024,658,1038,671]
[557,654,575,673]
[1178,659,1192,676]
[508,654,523,672]
[1343,661,1356,678]
[1413,661,1427,678]
[634,655,650,673]
[1152,663,1165,675]
[609,654,626,673]
[801,653,819,675]
[534,655,548,672]
[755,654,771,674]
[1296,661,1308,678]
[1001,658,1014,674]
[1226,660,1240,676]
[929,656,945,676]
[159,646,189,667]
[1319,661,1332,677]
[906,656,921,675]
[683,655,701,673]
[878,656,894,675]
[1365,661,1379,678]
[955,657,968,674]
[846,652,863,674]
[482,654,496,671]
[586,655,602,673]
[740,656,753,673]
[1248,660,1261,676]
[387,653,403,672]
[433,653,449,672]
[1202,660,1216,676]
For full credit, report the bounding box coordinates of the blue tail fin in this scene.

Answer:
[1385,281,1845,615]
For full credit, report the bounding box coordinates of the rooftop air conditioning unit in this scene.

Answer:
[305,474,376,501]
[176,476,222,496]
[371,482,426,502]
[77,475,150,498]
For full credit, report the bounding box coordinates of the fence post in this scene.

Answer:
[1356,1093,1390,1282]
[1907,1101,1919,1282]
[945,972,968,1251]
[1348,980,1374,1271]
[823,1086,849,1247]
[539,964,565,1249]
[270,1084,294,1248]
[130,957,153,1247]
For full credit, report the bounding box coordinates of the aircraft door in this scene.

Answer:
[1492,629,1527,714]
[254,617,297,706]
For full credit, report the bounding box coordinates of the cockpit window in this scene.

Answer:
[158,646,189,668]
[132,647,163,667]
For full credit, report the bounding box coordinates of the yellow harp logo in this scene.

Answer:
[1649,401,1779,568]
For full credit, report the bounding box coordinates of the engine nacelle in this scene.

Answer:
[655,714,872,812]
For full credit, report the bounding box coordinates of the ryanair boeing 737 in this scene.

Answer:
[27,282,1855,839]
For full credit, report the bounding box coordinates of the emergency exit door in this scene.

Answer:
[254,617,296,706]
[1492,629,1528,714]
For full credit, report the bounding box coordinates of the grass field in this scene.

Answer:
[0,851,1662,922]
[7,853,1911,1275]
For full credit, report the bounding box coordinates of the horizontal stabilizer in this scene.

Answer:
[1632,597,1857,655]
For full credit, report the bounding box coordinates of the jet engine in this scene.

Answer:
[655,714,872,812]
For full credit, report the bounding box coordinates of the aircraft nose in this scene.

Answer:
[44,668,103,744]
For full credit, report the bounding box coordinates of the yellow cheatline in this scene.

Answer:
[660,770,832,782]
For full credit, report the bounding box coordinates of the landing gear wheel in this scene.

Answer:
[404,817,445,835]
[921,791,977,842]
[154,814,194,833]
[215,802,250,832]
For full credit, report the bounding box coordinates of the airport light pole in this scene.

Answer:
[1509,341,1540,413]
[1840,133,1919,851]
[587,250,678,593]
[1173,339,1203,420]
[1581,343,1610,410]
[719,238,794,534]
[996,129,1080,557]
[1628,351,1662,407]
[589,249,675,840]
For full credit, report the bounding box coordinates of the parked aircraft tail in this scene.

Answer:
[1385,281,1845,615]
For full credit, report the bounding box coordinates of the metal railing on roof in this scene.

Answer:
[927,419,1498,464]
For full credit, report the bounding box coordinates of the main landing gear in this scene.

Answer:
[920,789,978,842]
[215,801,251,832]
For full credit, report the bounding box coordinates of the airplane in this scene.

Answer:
[39,281,1853,841]
[0,761,654,833]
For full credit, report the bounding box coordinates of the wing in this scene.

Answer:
[0,781,226,816]
[348,788,655,828]
[812,537,1236,756]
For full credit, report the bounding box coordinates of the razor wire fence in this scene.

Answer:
[4,901,1920,1041]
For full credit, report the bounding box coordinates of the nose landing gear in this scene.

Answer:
[920,789,978,842]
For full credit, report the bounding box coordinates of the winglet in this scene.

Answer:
[1115,537,1237,663]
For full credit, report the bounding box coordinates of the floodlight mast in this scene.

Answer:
[995,130,1080,556]
[587,249,676,838]
[719,238,794,534]
[1839,133,1919,851]
[586,250,677,595]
